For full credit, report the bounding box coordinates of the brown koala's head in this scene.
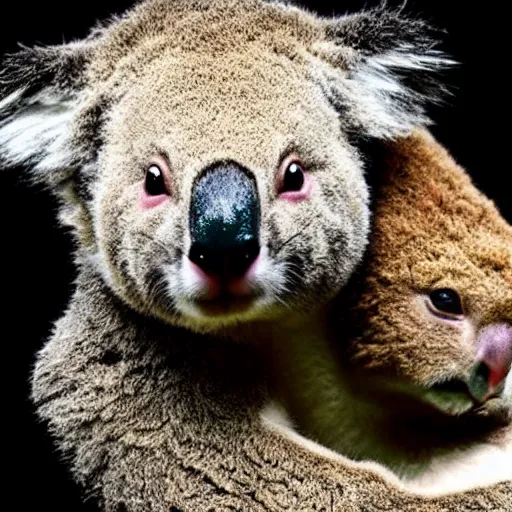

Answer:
[343,129,512,417]
[0,0,451,333]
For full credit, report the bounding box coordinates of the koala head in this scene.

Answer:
[0,0,451,333]
[341,130,512,418]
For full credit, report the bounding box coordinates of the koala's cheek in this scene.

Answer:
[370,296,473,384]
[94,182,155,295]
[96,194,125,256]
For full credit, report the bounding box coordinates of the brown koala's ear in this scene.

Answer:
[0,42,94,184]
[316,4,455,139]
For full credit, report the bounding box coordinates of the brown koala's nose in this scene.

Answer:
[188,161,260,279]
[468,323,512,402]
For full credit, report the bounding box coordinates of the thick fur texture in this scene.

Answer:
[0,0,453,336]
[273,129,512,494]
[31,138,511,511]
[3,0,507,510]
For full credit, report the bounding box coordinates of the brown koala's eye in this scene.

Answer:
[145,164,169,196]
[429,288,464,317]
[280,161,305,193]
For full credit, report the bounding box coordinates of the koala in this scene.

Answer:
[2,0,509,510]
[0,0,455,339]
[270,129,512,495]
[27,136,511,511]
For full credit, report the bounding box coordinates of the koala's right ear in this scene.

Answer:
[0,42,93,184]
[314,5,455,139]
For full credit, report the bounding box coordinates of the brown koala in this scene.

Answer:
[271,129,512,495]
[2,0,510,510]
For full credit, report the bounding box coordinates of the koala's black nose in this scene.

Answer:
[189,161,260,279]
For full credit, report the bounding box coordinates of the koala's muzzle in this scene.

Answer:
[468,323,512,403]
[189,162,260,279]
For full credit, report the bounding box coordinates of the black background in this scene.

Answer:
[1,1,508,510]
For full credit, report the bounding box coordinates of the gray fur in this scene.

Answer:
[0,0,452,329]
[33,266,512,511]
[2,1,502,511]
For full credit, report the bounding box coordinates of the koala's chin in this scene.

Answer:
[175,246,290,328]
[158,246,294,332]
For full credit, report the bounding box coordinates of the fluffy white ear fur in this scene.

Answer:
[315,6,456,139]
[0,89,80,175]
[348,49,454,138]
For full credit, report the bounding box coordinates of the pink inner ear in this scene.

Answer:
[139,187,169,209]
[476,323,512,388]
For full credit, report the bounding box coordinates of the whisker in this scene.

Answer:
[132,230,185,259]
[274,216,318,256]
[146,271,171,311]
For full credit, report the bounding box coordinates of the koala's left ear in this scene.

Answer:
[315,5,455,139]
[0,42,93,182]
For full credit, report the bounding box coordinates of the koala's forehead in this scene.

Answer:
[377,205,512,289]
[404,204,512,291]
[103,46,341,169]
[380,223,512,321]
[369,132,512,298]
[407,237,511,283]
[89,0,320,84]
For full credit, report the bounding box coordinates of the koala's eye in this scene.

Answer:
[276,154,311,201]
[428,288,464,317]
[280,162,305,193]
[145,164,169,196]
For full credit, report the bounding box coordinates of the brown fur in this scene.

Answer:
[273,129,512,492]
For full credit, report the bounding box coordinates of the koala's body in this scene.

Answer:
[2,0,510,510]
[271,129,512,495]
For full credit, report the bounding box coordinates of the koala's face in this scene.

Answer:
[0,1,451,333]
[95,46,370,330]
[345,131,512,418]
